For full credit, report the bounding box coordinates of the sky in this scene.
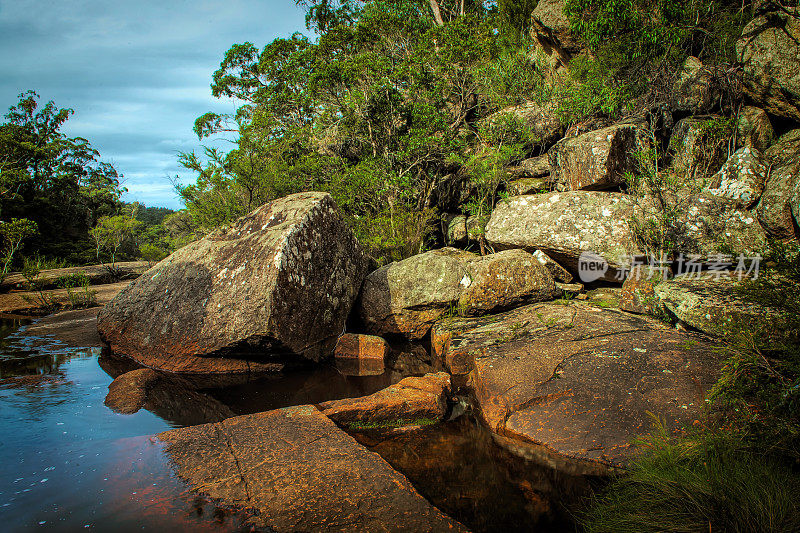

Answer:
[0,0,307,209]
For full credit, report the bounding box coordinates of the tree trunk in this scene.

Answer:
[429,0,445,26]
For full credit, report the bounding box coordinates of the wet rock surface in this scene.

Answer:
[485,191,640,281]
[319,372,451,427]
[157,406,466,532]
[432,303,720,471]
[98,192,370,373]
[333,333,389,376]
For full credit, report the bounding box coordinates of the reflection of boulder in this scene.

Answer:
[98,192,369,373]
[104,369,235,426]
[157,406,466,531]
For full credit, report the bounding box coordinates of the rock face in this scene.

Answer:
[529,0,583,72]
[158,406,465,532]
[506,155,551,179]
[333,333,388,376]
[431,303,720,471]
[737,106,774,152]
[654,273,785,337]
[704,147,768,208]
[485,192,640,282]
[548,124,637,191]
[98,192,369,373]
[358,248,559,339]
[678,195,769,256]
[765,129,800,169]
[737,8,800,122]
[318,372,451,427]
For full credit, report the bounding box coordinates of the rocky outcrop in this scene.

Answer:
[737,7,800,122]
[669,117,727,180]
[529,0,583,72]
[654,273,785,337]
[548,124,638,191]
[485,192,640,282]
[506,155,551,179]
[431,303,720,471]
[97,192,370,373]
[318,372,451,427]
[704,147,768,208]
[756,163,800,242]
[358,248,559,339]
[158,406,466,532]
[678,194,769,257]
[483,100,563,148]
[0,261,149,292]
[737,106,774,152]
[333,333,388,376]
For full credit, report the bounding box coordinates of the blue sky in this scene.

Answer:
[0,0,307,209]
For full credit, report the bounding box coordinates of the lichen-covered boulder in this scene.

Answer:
[97,192,369,373]
[678,195,769,257]
[358,248,559,339]
[505,154,551,179]
[506,177,549,196]
[756,162,800,242]
[765,128,800,168]
[548,124,638,191]
[529,0,583,72]
[737,8,800,122]
[669,117,727,179]
[654,273,785,337]
[704,147,768,208]
[485,192,641,282]
[737,106,774,152]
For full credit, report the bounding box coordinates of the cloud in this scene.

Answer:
[0,0,307,209]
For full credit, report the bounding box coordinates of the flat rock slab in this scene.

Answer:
[157,406,465,532]
[432,303,720,470]
[0,261,149,292]
[0,281,130,315]
[22,308,103,347]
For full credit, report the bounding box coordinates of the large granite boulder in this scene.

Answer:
[756,157,800,242]
[677,194,769,257]
[704,147,768,208]
[358,248,559,339]
[529,0,583,72]
[737,7,800,122]
[431,303,720,472]
[669,117,728,180]
[765,128,800,168]
[98,192,370,373]
[485,192,641,282]
[158,406,465,532]
[672,56,720,114]
[548,124,638,191]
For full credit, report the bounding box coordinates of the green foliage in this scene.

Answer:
[0,92,126,261]
[346,417,439,430]
[0,218,38,282]
[555,53,633,124]
[57,272,96,308]
[582,423,800,533]
[89,206,142,268]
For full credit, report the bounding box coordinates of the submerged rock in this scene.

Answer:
[97,192,369,373]
[431,303,720,472]
[358,248,559,339]
[333,333,389,376]
[485,191,640,282]
[318,372,451,428]
[157,406,465,532]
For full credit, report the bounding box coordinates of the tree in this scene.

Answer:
[0,218,37,282]
[90,205,141,270]
[0,91,126,261]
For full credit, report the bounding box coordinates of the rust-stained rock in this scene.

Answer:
[532,249,573,283]
[318,372,451,427]
[619,265,670,315]
[431,303,720,471]
[157,406,466,532]
[333,333,388,376]
[548,124,638,191]
[105,368,235,425]
[358,248,559,339]
[98,192,369,373]
[485,191,641,281]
